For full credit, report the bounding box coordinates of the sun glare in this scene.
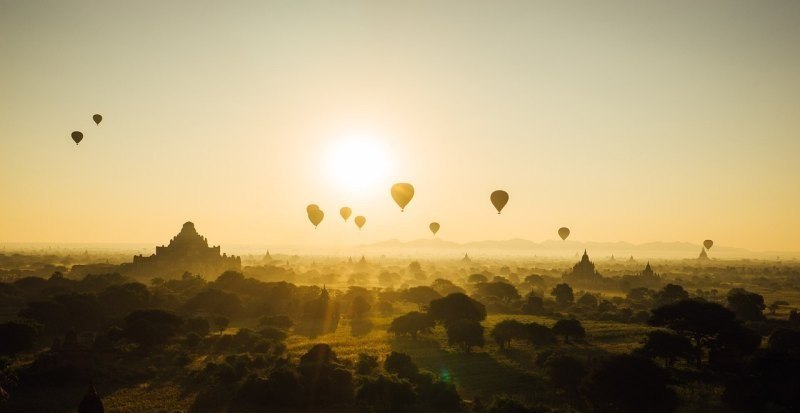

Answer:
[326,134,389,193]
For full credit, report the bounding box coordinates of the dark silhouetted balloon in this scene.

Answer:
[71,131,83,145]
[490,190,509,214]
[391,183,414,212]
[93,114,102,125]
[306,204,320,214]
[429,222,440,236]
[308,209,324,228]
[354,215,366,229]
[340,207,352,222]
[703,240,713,250]
[558,227,570,240]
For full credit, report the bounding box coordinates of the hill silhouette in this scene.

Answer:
[364,238,775,259]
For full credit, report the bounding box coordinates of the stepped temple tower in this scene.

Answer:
[124,222,241,278]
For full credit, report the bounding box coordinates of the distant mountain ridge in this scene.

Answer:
[364,238,793,259]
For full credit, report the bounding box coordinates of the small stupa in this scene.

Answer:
[78,383,104,413]
[698,248,709,260]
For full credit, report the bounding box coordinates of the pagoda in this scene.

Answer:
[124,222,241,278]
[698,248,710,260]
[563,250,603,285]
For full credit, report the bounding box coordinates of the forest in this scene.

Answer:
[1,251,799,413]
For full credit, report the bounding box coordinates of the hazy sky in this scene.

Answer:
[1,1,799,252]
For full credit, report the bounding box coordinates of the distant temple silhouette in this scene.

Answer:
[122,222,240,278]
[698,247,709,260]
[622,261,662,289]
[563,250,603,285]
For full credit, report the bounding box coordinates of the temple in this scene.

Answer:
[563,250,603,286]
[123,222,241,278]
[698,247,709,260]
[622,261,662,289]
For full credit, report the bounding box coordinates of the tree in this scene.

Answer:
[637,330,695,368]
[19,292,103,333]
[468,273,488,284]
[583,355,678,413]
[214,316,230,335]
[350,295,371,319]
[388,312,435,339]
[767,300,789,315]
[445,319,485,353]
[297,344,354,406]
[708,322,762,368]
[726,288,766,321]
[490,319,528,350]
[722,351,800,412]
[474,282,521,303]
[0,321,37,356]
[356,374,416,411]
[577,292,598,309]
[545,354,587,396]
[648,299,738,366]
[521,295,547,315]
[428,293,486,324]
[523,274,546,288]
[550,284,574,307]
[626,287,654,304]
[384,351,419,380]
[123,309,183,348]
[98,282,150,316]
[526,322,557,346]
[401,286,442,310]
[768,328,800,357]
[408,261,422,273]
[184,288,243,318]
[653,284,688,306]
[355,353,379,375]
[551,319,585,343]
[430,278,466,296]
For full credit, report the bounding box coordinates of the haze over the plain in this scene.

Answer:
[1,1,799,252]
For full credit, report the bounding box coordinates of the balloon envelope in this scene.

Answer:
[703,240,713,250]
[558,227,570,241]
[391,183,414,211]
[490,190,509,214]
[71,131,83,145]
[429,222,440,235]
[306,204,320,214]
[354,215,366,229]
[93,114,102,125]
[340,207,352,221]
[308,209,324,228]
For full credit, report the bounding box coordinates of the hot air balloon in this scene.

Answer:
[306,204,320,214]
[703,240,714,250]
[308,208,324,228]
[92,114,102,125]
[340,207,352,222]
[429,222,440,236]
[558,227,570,241]
[354,215,366,229]
[490,190,509,214]
[71,131,83,145]
[391,183,414,212]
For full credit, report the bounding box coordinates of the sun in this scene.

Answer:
[326,134,390,193]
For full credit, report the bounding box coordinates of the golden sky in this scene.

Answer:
[1,1,799,252]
